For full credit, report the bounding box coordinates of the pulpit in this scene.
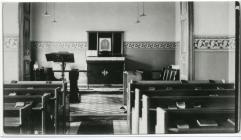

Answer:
[45,51,74,81]
[46,52,80,103]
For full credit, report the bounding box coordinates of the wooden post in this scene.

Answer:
[139,94,148,134]
[123,71,128,105]
[155,107,166,134]
[132,88,140,134]
[127,80,133,134]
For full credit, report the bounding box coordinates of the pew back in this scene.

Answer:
[3,88,58,134]
[3,86,66,134]
[4,102,33,134]
[127,80,235,134]
[4,81,69,133]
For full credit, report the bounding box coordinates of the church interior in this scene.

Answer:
[2,1,241,135]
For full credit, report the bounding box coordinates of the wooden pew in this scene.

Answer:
[139,85,234,134]
[4,87,64,134]
[123,71,142,105]
[4,91,52,134]
[128,80,235,134]
[4,102,33,134]
[127,80,182,133]
[155,108,235,134]
[147,93,235,134]
[4,81,69,134]
[4,81,66,89]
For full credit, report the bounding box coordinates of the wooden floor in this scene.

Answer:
[68,89,129,135]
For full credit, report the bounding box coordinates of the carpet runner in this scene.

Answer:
[77,120,114,134]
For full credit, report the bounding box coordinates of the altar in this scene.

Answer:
[86,31,125,85]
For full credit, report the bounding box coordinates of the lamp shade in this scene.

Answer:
[33,62,39,70]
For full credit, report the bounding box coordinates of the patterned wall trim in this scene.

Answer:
[124,41,177,49]
[31,41,87,48]
[31,41,177,49]
[194,36,235,50]
[3,35,19,49]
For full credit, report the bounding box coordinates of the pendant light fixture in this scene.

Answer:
[140,2,146,17]
[136,2,140,23]
[44,2,50,16]
[52,3,57,23]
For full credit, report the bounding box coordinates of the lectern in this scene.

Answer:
[46,52,74,81]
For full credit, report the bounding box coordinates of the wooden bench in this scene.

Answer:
[4,81,69,134]
[127,80,182,133]
[4,81,66,89]
[4,102,33,134]
[4,89,54,134]
[4,87,65,134]
[147,92,235,134]
[123,71,142,105]
[128,80,235,134]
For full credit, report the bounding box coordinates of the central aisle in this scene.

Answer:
[68,91,129,135]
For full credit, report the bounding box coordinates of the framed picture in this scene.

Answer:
[99,38,112,52]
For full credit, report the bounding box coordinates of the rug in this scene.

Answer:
[77,120,114,134]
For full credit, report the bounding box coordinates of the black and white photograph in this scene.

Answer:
[1,0,241,137]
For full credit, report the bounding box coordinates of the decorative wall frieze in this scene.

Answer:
[194,36,235,50]
[124,41,177,49]
[31,41,87,48]
[3,35,19,49]
[31,41,178,50]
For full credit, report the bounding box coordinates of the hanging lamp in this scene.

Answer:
[140,2,146,17]
[52,3,57,23]
[43,2,50,16]
[136,3,140,23]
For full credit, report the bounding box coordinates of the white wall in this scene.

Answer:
[30,2,177,83]
[3,3,19,81]
[194,2,234,36]
[31,2,176,42]
[3,3,19,35]
[193,2,235,82]
[174,2,181,65]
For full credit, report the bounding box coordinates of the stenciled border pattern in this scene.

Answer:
[194,36,235,50]
[31,41,87,48]
[31,41,178,49]
[7,38,236,50]
[124,41,177,49]
[3,35,19,49]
